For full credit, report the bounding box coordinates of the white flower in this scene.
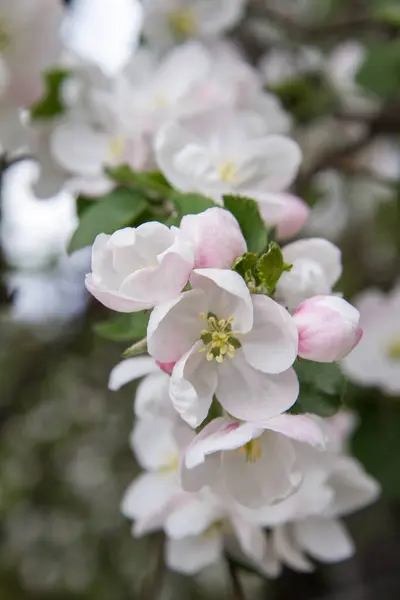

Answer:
[251,192,310,240]
[155,108,302,200]
[259,46,323,87]
[147,269,299,427]
[275,238,342,311]
[142,0,246,49]
[180,414,326,508]
[85,223,194,312]
[293,295,362,362]
[342,285,400,395]
[61,0,143,76]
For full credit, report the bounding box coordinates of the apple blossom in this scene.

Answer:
[147,268,299,427]
[85,223,194,312]
[180,413,327,508]
[142,0,246,49]
[155,108,302,200]
[275,238,342,311]
[179,207,247,269]
[342,285,400,395]
[293,295,362,362]
[251,191,310,240]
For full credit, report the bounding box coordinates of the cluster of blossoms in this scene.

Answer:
[85,200,378,574]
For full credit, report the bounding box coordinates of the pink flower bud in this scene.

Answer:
[156,360,176,375]
[255,192,310,240]
[293,295,363,362]
[179,207,247,269]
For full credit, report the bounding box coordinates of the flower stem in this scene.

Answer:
[227,557,247,600]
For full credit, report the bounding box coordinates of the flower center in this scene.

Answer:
[202,519,230,539]
[218,160,237,183]
[386,339,400,361]
[108,136,126,161]
[169,8,197,36]
[238,439,262,463]
[199,312,241,363]
[158,453,179,474]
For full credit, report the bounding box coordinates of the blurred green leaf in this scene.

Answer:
[257,242,292,294]
[172,192,217,217]
[293,360,345,416]
[68,189,147,252]
[93,312,149,342]
[223,195,268,255]
[30,68,70,120]
[106,165,171,197]
[374,3,400,27]
[357,41,400,98]
[353,401,400,499]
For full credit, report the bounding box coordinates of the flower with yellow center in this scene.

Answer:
[218,160,237,183]
[169,8,197,37]
[199,312,241,363]
[238,438,262,463]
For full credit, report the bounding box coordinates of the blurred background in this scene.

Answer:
[0,0,399,598]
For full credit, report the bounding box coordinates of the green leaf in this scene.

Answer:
[232,253,258,278]
[223,195,268,255]
[106,165,171,198]
[93,312,149,342]
[292,360,345,417]
[122,338,148,358]
[30,68,70,120]
[68,188,147,252]
[374,3,400,27]
[356,41,400,98]
[257,242,292,294]
[172,192,217,217]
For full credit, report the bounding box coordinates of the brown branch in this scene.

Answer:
[227,557,247,600]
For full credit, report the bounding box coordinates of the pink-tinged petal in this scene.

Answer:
[294,517,355,563]
[108,356,158,391]
[293,295,361,362]
[179,207,247,269]
[156,360,176,375]
[190,269,253,333]
[253,192,310,239]
[273,525,314,572]
[230,514,267,562]
[169,342,218,428]
[147,289,207,363]
[217,355,299,422]
[184,418,263,469]
[241,295,298,374]
[259,414,327,449]
[166,534,223,575]
[223,431,301,508]
[85,273,152,312]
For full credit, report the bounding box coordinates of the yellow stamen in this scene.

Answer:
[108,136,125,161]
[386,339,400,361]
[199,312,241,362]
[169,8,197,36]
[218,160,237,183]
[238,439,262,463]
[158,453,179,474]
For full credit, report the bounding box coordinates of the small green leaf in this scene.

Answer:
[232,253,258,278]
[356,41,400,98]
[223,195,268,255]
[257,242,292,294]
[122,337,148,358]
[172,192,217,217]
[30,68,70,120]
[68,189,147,252]
[292,360,345,417]
[93,312,149,342]
[106,165,171,197]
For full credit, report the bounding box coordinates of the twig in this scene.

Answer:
[227,556,247,600]
[140,533,166,600]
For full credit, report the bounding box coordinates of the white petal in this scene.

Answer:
[222,431,300,508]
[295,517,355,563]
[245,135,302,192]
[61,0,143,76]
[185,418,262,469]
[147,289,207,363]
[190,269,254,333]
[217,356,299,422]
[241,295,298,374]
[283,238,342,289]
[327,456,380,517]
[260,414,327,449]
[273,525,314,572]
[51,123,109,177]
[108,357,158,391]
[121,472,177,522]
[130,418,178,471]
[165,495,223,539]
[85,274,152,312]
[155,121,200,192]
[166,534,223,575]
[169,343,218,428]
[230,514,267,562]
[135,371,175,420]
